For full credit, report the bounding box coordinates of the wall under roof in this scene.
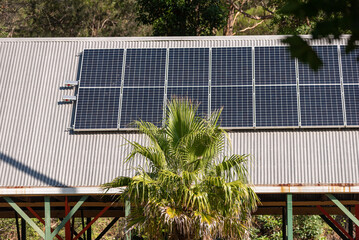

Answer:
[0,36,358,188]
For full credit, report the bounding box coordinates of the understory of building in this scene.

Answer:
[0,193,359,239]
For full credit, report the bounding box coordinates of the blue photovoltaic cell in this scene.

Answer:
[300,85,343,126]
[167,87,208,117]
[80,49,124,87]
[255,86,298,127]
[75,88,121,129]
[212,48,252,86]
[120,87,164,128]
[124,49,167,87]
[74,45,355,131]
[255,47,296,85]
[211,86,253,127]
[298,46,340,84]
[168,48,209,86]
[341,46,359,84]
[344,85,359,125]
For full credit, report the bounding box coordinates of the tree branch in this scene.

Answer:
[237,20,264,33]
[232,12,241,30]
[233,4,273,20]
[101,18,110,29]
[260,2,275,15]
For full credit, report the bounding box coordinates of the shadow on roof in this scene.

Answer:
[0,152,68,187]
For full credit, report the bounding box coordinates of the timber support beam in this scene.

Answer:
[327,194,359,227]
[319,214,351,240]
[317,205,353,240]
[95,217,119,240]
[3,196,88,240]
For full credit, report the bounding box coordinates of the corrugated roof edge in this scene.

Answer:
[0,34,352,42]
[2,184,359,196]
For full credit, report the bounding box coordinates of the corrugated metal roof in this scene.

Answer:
[0,36,358,188]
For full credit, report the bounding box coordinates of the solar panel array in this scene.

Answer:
[74,45,359,130]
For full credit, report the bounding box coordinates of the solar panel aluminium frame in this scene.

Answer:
[340,45,359,127]
[253,46,299,128]
[337,45,347,126]
[297,45,345,128]
[72,45,358,131]
[73,48,170,131]
[73,49,124,131]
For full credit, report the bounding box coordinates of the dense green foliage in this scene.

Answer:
[3,0,357,69]
[0,0,332,37]
[137,0,226,36]
[0,0,151,37]
[0,217,126,239]
[251,215,325,240]
[105,98,258,239]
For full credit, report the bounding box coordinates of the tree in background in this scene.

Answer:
[104,98,258,239]
[0,0,27,37]
[136,0,226,36]
[223,0,275,36]
[0,0,151,37]
[220,0,358,70]
[280,0,359,70]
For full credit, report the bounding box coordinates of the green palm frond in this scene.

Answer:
[125,141,167,171]
[214,154,249,182]
[103,176,132,189]
[135,120,169,152]
[105,97,258,240]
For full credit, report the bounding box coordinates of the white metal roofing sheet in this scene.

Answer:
[0,36,358,188]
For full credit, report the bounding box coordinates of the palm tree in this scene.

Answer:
[104,98,258,240]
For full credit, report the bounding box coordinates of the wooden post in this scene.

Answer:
[86,218,92,240]
[15,212,21,240]
[287,194,293,240]
[125,199,131,240]
[282,206,286,240]
[355,205,359,240]
[65,197,71,240]
[21,218,26,240]
[50,196,89,239]
[44,196,51,240]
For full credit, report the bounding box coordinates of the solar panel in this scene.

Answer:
[120,87,164,128]
[73,44,358,131]
[255,47,296,85]
[80,49,124,87]
[75,88,121,129]
[344,85,359,126]
[212,47,252,86]
[211,86,253,127]
[298,46,340,84]
[341,46,359,84]
[300,85,343,126]
[255,86,298,127]
[168,48,209,87]
[167,87,208,117]
[124,49,167,87]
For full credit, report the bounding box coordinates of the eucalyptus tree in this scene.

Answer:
[1,0,151,37]
[104,98,258,239]
[136,0,226,36]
